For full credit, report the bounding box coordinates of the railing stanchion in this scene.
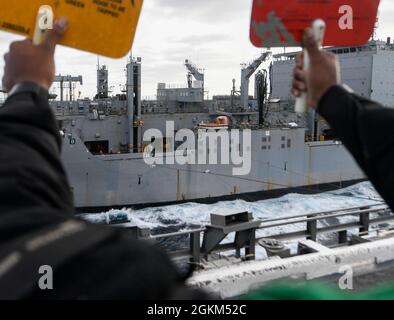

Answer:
[360,208,371,235]
[307,216,317,241]
[190,231,201,269]
[338,230,348,244]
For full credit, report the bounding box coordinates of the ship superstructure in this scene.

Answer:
[45,40,394,210]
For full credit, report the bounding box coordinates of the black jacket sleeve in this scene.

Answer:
[317,85,394,209]
[0,90,74,226]
[0,92,209,300]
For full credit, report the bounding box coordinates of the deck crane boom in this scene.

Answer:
[240,52,270,110]
[54,75,83,101]
[185,59,205,90]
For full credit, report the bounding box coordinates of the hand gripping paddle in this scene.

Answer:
[294,19,326,113]
[249,0,380,112]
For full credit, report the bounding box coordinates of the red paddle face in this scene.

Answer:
[250,0,381,48]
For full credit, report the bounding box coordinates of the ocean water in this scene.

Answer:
[83,181,384,233]
[82,181,390,260]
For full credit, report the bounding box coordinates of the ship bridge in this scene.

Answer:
[272,39,394,108]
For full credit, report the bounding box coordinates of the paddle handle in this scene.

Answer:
[33,5,54,45]
[295,19,326,113]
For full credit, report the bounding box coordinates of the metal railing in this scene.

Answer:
[122,204,393,268]
[256,204,389,241]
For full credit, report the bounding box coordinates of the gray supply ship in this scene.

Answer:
[40,39,394,211]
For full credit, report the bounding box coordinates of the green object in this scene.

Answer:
[243,281,394,300]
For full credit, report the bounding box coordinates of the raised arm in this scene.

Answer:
[0,18,74,220]
[293,29,394,209]
[318,86,394,209]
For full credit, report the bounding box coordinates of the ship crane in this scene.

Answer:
[54,75,83,101]
[240,52,270,110]
[185,59,205,90]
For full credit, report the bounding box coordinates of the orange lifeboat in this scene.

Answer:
[197,116,229,130]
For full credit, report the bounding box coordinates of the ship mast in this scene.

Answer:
[126,51,142,153]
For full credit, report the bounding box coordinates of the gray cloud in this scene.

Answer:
[0,0,393,98]
[146,0,248,22]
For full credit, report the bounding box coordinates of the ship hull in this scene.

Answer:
[61,127,365,211]
[75,178,366,213]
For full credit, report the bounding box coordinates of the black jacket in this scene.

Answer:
[318,85,394,210]
[0,90,206,299]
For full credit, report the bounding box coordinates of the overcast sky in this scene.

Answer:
[1,0,394,99]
